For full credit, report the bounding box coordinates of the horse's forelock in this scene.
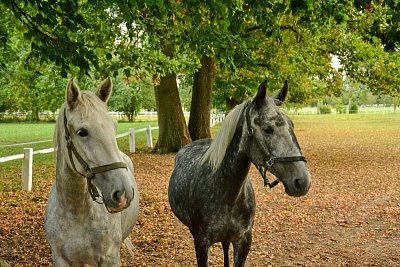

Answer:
[53,91,108,151]
[201,101,247,170]
[79,91,108,116]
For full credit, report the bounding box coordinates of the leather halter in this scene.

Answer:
[63,108,128,202]
[245,103,307,189]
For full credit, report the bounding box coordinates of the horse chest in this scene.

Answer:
[46,201,123,257]
[196,201,255,243]
[189,183,256,239]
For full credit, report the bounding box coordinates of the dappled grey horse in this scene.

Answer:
[45,78,139,266]
[169,81,311,267]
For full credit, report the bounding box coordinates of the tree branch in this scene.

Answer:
[11,0,60,44]
[11,0,110,50]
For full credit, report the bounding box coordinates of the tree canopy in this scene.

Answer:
[1,0,399,149]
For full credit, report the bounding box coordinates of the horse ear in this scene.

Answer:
[66,79,81,109]
[254,81,267,108]
[274,81,289,106]
[96,77,113,103]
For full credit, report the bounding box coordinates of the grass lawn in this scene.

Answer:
[0,121,158,158]
[0,113,399,191]
[0,120,158,192]
[291,113,400,147]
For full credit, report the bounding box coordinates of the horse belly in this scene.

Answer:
[168,170,193,227]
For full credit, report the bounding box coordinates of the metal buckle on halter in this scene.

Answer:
[254,158,281,189]
[87,177,103,204]
[65,135,72,144]
[266,158,274,169]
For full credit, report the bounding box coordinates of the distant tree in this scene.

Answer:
[139,82,156,112]
[108,79,140,122]
[177,74,192,112]
[337,35,400,112]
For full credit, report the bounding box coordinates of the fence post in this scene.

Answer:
[129,128,135,153]
[146,125,153,148]
[22,148,33,191]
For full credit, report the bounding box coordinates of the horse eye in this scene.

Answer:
[77,129,88,137]
[264,127,274,135]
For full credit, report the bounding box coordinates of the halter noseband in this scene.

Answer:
[63,108,128,202]
[245,103,307,189]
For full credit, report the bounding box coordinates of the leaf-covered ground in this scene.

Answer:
[1,115,399,266]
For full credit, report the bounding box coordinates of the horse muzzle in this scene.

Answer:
[282,174,311,197]
[106,190,132,213]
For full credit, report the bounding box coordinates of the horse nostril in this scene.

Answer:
[112,190,125,203]
[294,178,302,190]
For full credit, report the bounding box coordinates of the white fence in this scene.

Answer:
[284,105,397,115]
[0,112,226,192]
[0,126,158,192]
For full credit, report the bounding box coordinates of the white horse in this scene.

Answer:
[45,78,139,266]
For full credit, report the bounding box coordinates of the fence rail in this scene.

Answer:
[0,126,159,192]
[0,112,225,192]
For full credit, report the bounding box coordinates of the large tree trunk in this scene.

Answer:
[188,54,216,141]
[154,41,191,153]
[154,73,191,153]
[153,39,191,153]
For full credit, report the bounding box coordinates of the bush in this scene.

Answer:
[349,103,359,114]
[318,105,332,114]
[335,104,347,114]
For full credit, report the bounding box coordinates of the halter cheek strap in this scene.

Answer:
[245,103,307,189]
[63,108,128,202]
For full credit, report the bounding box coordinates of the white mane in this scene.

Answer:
[201,101,248,170]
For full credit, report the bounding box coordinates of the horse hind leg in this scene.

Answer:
[222,242,230,267]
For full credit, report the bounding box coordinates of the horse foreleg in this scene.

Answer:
[51,250,82,267]
[233,231,252,267]
[191,231,210,267]
[123,237,136,259]
[222,242,230,267]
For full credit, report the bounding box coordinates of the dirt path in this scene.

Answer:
[123,148,399,267]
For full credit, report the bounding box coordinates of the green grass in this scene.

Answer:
[0,120,159,191]
[1,113,399,191]
[291,113,400,130]
[2,113,399,160]
[0,121,158,159]
[289,113,400,151]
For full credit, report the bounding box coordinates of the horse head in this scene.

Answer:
[244,81,311,197]
[62,78,134,213]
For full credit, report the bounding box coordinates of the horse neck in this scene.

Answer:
[216,120,252,198]
[55,146,93,212]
